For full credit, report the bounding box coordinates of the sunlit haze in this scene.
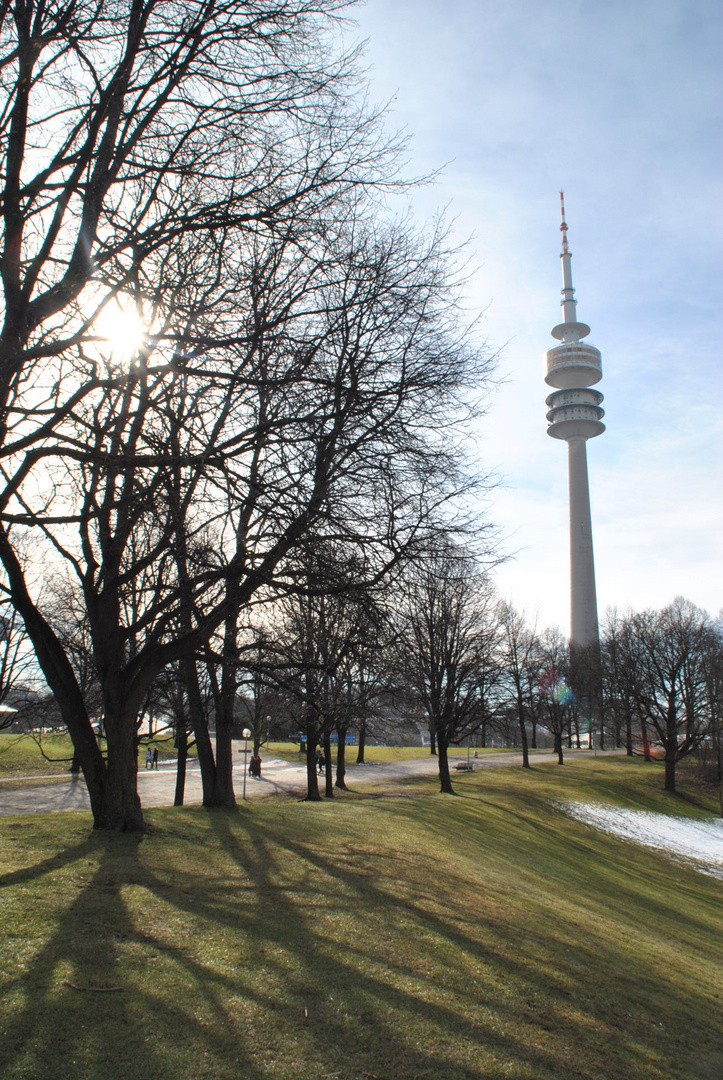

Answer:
[94,298,146,365]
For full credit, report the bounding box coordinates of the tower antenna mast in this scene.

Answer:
[544,194,605,653]
[560,190,569,254]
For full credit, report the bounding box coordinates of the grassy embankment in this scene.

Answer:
[0,733,179,780]
[0,757,721,1080]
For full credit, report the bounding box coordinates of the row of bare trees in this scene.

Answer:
[183,540,721,799]
[3,520,721,804]
[602,600,722,794]
[0,1,495,829]
[1,4,718,828]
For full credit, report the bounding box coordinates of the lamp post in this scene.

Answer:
[242,728,251,800]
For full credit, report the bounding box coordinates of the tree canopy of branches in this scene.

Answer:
[244,541,390,801]
[0,2,495,828]
[620,599,712,792]
[398,544,498,794]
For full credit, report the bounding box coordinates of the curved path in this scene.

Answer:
[0,747,610,817]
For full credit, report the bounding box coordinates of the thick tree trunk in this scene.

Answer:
[305,738,321,801]
[429,726,437,755]
[530,718,537,750]
[211,608,240,809]
[437,735,454,794]
[554,731,564,765]
[518,698,530,768]
[324,732,333,798]
[214,712,237,809]
[184,657,217,804]
[335,726,347,790]
[355,719,366,764]
[664,750,676,792]
[98,705,144,832]
[174,724,188,807]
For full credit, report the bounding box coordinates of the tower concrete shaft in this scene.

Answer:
[545,193,604,650]
[567,436,599,647]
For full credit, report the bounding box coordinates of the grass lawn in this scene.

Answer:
[0,733,76,777]
[0,758,720,1079]
[0,734,489,778]
[266,740,507,764]
[0,732,180,780]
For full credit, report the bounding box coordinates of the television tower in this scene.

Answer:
[545,193,605,649]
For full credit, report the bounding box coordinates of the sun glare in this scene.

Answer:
[94,299,147,364]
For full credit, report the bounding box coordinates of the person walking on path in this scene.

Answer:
[145,747,153,770]
[152,747,159,769]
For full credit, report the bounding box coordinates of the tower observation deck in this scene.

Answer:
[545,193,604,650]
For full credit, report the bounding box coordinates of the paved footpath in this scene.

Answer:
[0,747,608,817]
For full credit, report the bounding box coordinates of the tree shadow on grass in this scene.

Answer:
[0,825,267,1080]
[208,800,722,1080]
[1,794,721,1080]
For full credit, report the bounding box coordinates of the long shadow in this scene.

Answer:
[411,774,723,933]
[0,825,268,1080]
[203,808,511,1079]
[2,789,721,1080]
[213,796,722,1078]
[0,832,99,890]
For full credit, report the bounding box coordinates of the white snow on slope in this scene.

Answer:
[560,802,723,880]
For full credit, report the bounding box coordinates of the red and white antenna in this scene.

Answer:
[560,190,569,255]
[555,190,584,331]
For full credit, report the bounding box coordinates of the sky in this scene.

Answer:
[351,0,723,632]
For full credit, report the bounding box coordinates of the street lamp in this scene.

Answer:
[242,728,251,800]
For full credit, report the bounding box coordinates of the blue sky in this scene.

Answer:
[352,0,722,630]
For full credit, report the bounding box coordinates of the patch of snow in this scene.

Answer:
[559,801,723,880]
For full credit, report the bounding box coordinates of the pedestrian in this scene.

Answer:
[318,750,325,775]
[145,746,153,769]
[152,747,159,769]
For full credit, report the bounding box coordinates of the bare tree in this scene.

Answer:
[0,2,420,829]
[627,599,712,793]
[256,541,388,800]
[161,213,495,810]
[497,603,539,769]
[701,617,723,816]
[399,544,497,794]
[537,627,573,764]
[601,608,645,756]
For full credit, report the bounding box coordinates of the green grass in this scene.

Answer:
[0,733,76,777]
[0,732,180,780]
[0,758,721,1080]
[266,740,507,764]
[1,734,486,777]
